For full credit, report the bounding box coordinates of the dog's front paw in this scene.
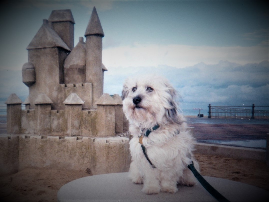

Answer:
[178,169,197,187]
[161,185,178,193]
[142,185,160,195]
[129,172,143,184]
[182,180,196,187]
[131,176,143,184]
[178,178,196,187]
[161,181,178,194]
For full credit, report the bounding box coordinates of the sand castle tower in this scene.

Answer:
[85,7,105,108]
[17,7,126,135]
[22,8,106,110]
[3,8,130,176]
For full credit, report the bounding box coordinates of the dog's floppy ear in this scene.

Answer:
[165,100,179,124]
[166,108,179,123]
[121,84,129,100]
[164,84,180,124]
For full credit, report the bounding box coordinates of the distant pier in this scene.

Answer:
[208,104,269,119]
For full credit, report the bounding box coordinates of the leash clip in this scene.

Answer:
[139,135,143,145]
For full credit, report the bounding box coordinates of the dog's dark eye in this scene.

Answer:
[132,87,137,92]
[146,86,154,92]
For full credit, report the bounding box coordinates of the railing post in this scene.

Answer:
[266,133,269,166]
[208,104,211,118]
[251,104,255,119]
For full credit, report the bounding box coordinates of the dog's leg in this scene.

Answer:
[142,168,160,194]
[178,168,197,186]
[178,161,199,186]
[128,161,143,184]
[160,170,178,193]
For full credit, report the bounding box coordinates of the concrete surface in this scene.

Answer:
[57,172,269,202]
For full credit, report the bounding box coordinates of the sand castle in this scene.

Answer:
[2,8,130,175]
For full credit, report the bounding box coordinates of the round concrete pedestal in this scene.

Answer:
[58,172,269,202]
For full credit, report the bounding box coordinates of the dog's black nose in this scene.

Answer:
[133,96,142,105]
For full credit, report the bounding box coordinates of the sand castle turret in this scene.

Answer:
[26,18,71,110]
[48,9,75,50]
[96,93,116,137]
[22,62,35,87]
[64,37,86,84]
[5,94,22,134]
[34,94,53,135]
[63,93,84,136]
[85,7,104,108]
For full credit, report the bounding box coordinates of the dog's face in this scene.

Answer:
[122,75,180,128]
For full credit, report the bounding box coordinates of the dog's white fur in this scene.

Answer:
[122,74,199,194]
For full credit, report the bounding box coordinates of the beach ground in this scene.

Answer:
[186,116,269,142]
[0,153,269,202]
[0,117,269,201]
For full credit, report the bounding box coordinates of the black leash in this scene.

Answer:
[188,161,230,202]
[139,124,230,202]
[139,124,159,169]
[140,144,156,168]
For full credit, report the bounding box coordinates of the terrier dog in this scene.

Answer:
[122,74,199,194]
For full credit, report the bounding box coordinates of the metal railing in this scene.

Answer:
[208,104,269,119]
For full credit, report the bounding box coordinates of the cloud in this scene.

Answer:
[104,60,269,109]
[103,43,268,69]
[103,37,122,49]
[17,0,76,10]
[243,28,269,41]
[8,0,116,11]
[180,60,269,88]
[180,84,269,106]
[80,0,115,11]
[1,58,268,111]
[258,39,269,47]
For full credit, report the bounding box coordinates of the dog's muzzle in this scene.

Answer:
[133,96,142,108]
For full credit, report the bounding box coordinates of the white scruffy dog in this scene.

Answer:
[122,74,199,194]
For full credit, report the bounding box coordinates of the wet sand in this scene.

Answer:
[187,117,269,141]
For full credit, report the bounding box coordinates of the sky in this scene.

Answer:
[0,0,268,115]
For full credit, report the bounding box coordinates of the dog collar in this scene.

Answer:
[144,124,160,137]
[139,124,160,145]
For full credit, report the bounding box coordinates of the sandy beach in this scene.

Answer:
[0,117,269,201]
[0,153,268,202]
